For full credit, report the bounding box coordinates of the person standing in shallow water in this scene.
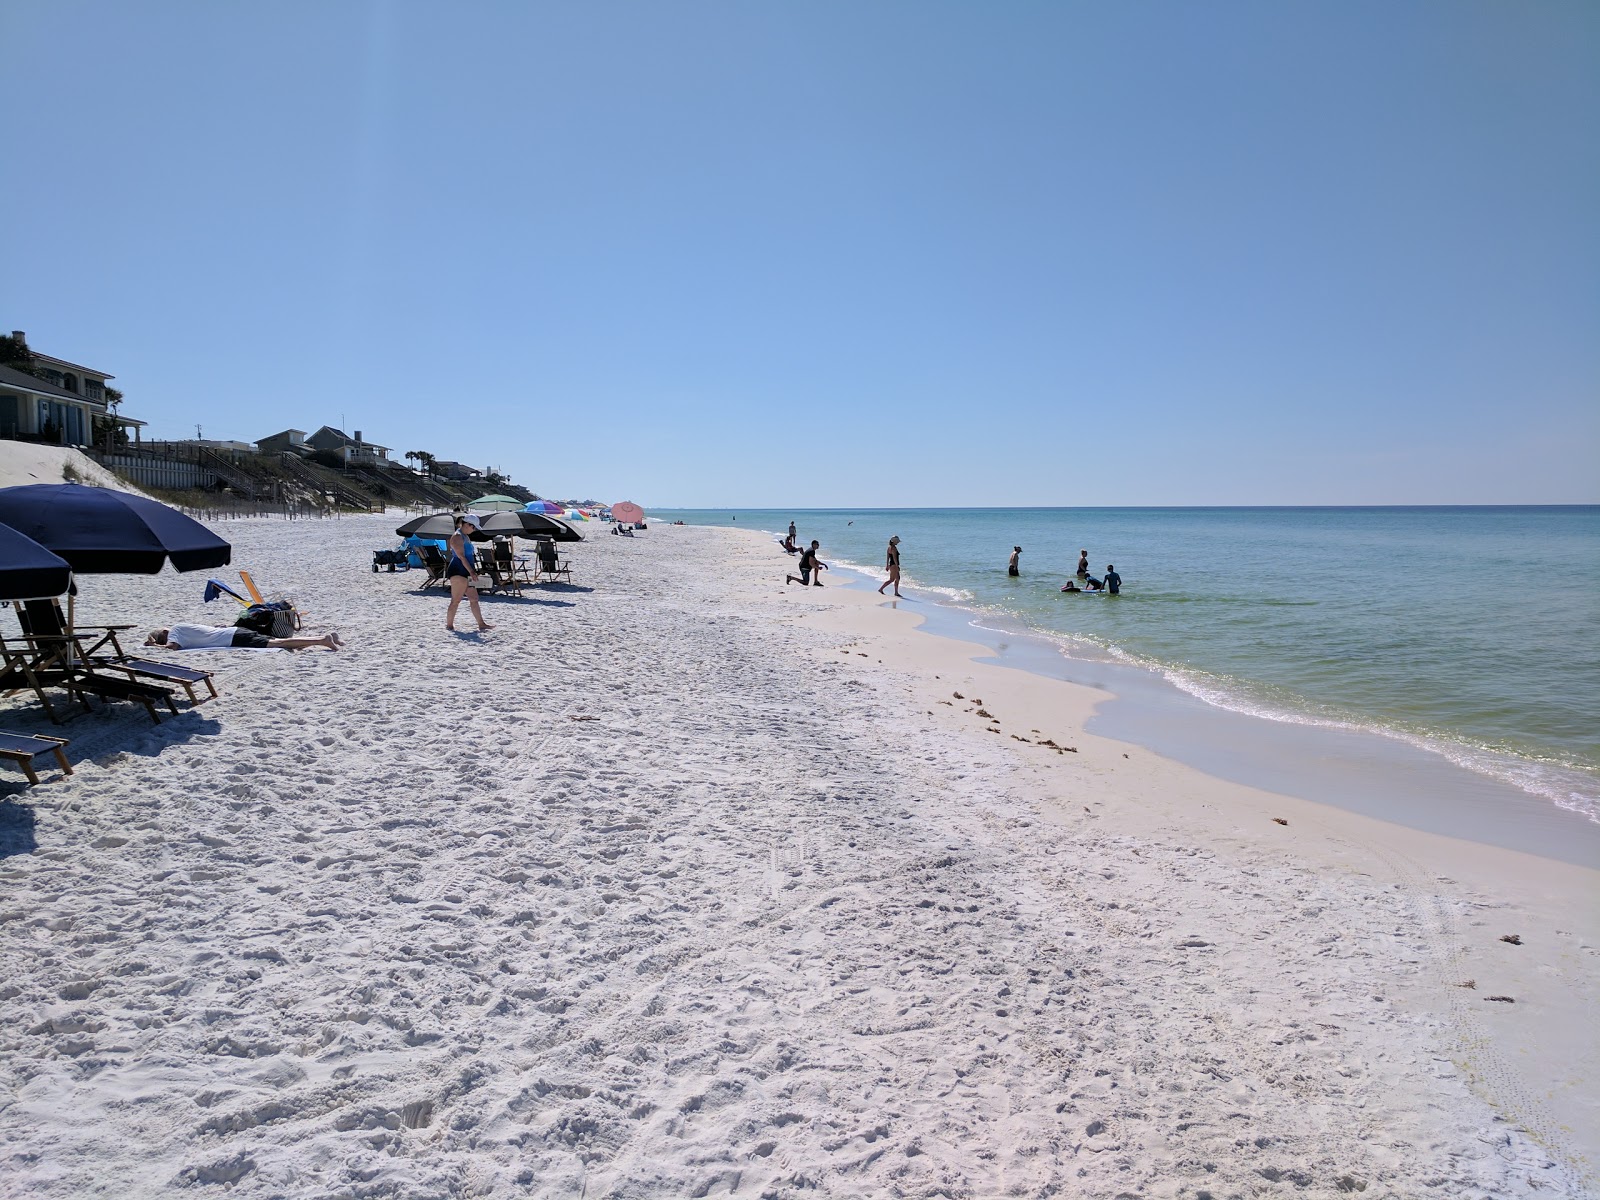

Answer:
[788,520,796,543]
[1076,549,1090,578]
[1008,546,1021,577]
[878,536,902,597]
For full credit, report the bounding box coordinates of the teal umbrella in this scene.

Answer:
[469,495,525,512]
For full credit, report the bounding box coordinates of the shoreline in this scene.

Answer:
[669,507,1600,829]
[831,561,1600,868]
[732,523,1600,1183]
[0,512,1594,1196]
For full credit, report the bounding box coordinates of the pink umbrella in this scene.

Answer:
[612,501,645,524]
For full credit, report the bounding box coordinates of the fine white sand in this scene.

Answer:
[0,443,147,494]
[0,514,1594,1198]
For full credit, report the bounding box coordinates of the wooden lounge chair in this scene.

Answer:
[3,629,179,726]
[480,559,522,597]
[16,600,217,706]
[535,540,572,584]
[0,731,72,786]
[493,540,533,585]
[0,639,91,724]
[418,546,450,589]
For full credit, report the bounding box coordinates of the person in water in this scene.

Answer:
[1008,546,1021,577]
[878,536,901,597]
[1076,549,1090,578]
[788,521,797,542]
[444,514,494,633]
[786,541,827,587]
[1083,575,1104,592]
[1061,579,1081,593]
[1105,565,1121,594]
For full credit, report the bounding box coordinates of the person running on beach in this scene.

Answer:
[1008,546,1021,577]
[781,532,796,554]
[878,536,901,597]
[1104,565,1121,595]
[146,624,342,651]
[786,541,827,587]
[1076,549,1090,578]
[444,514,494,633]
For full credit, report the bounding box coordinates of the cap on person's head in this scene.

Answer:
[459,513,479,528]
[1014,546,1022,552]
[889,536,899,544]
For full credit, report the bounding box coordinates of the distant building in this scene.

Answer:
[0,332,145,448]
[431,460,481,482]
[256,428,309,456]
[306,426,395,467]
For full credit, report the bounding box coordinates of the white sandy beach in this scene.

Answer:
[0,511,1595,1198]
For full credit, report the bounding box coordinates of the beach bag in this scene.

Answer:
[236,601,298,638]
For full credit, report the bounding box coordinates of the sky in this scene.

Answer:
[3,1,1595,506]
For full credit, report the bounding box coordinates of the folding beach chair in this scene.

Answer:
[535,540,571,584]
[0,730,72,786]
[237,571,302,629]
[6,604,178,725]
[0,638,91,724]
[494,540,533,585]
[16,600,217,706]
[489,559,524,596]
[419,546,450,589]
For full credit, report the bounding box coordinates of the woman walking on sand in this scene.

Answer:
[445,514,494,633]
[878,535,902,597]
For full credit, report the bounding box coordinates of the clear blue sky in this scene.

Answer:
[4,1,1595,506]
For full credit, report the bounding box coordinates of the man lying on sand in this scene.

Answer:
[145,624,342,651]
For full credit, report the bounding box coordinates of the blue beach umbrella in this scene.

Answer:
[0,483,231,574]
[0,523,72,602]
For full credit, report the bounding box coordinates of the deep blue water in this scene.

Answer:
[654,507,1600,821]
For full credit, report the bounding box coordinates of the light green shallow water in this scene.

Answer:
[655,506,1600,821]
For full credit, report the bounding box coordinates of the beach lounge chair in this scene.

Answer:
[15,600,217,706]
[0,636,177,724]
[493,540,533,584]
[418,546,449,589]
[0,730,72,786]
[0,639,91,724]
[4,608,179,725]
[480,558,522,597]
[535,540,571,585]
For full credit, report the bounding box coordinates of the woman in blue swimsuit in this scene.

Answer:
[445,514,493,633]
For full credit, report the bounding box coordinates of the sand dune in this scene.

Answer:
[0,514,1592,1197]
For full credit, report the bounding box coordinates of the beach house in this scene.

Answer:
[306,426,397,468]
[0,332,145,448]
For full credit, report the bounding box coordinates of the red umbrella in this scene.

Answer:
[612,501,645,524]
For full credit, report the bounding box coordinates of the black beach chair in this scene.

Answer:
[0,730,72,786]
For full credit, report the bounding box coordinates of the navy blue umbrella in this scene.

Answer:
[0,522,72,601]
[0,484,231,574]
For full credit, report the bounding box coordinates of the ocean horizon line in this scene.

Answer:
[650,503,1600,513]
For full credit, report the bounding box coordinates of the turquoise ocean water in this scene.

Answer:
[653,507,1600,823]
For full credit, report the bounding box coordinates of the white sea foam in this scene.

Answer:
[945,598,1600,826]
[1153,663,1600,825]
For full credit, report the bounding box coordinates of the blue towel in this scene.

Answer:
[204,579,247,604]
